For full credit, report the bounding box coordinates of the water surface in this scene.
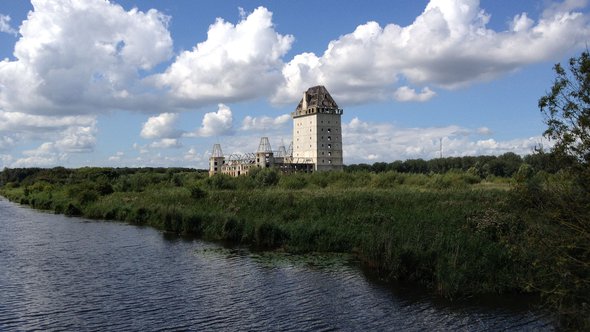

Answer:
[0,198,553,331]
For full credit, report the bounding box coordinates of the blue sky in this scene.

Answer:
[0,0,589,169]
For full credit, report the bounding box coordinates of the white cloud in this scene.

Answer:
[184,147,205,163]
[342,117,549,163]
[394,86,437,102]
[477,127,493,135]
[54,124,97,153]
[241,114,290,131]
[185,104,234,137]
[149,138,182,149]
[0,154,13,167]
[273,0,590,104]
[140,112,181,139]
[153,6,293,106]
[0,136,15,150]
[0,14,17,36]
[0,111,95,132]
[0,110,97,143]
[0,110,97,165]
[0,0,173,115]
[11,142,68,168]
[108,151,125,161]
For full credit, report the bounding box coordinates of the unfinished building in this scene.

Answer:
[209,85,343,177]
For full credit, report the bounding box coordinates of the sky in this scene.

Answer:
[0,0,589,169]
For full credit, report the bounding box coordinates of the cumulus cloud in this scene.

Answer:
[10,142,68,167]
[152,6,293,106]
[185,104,234,137]
[0,136,15,151]
[0,114,97,167]
[0,110,97,159]
[241,114,290,131]
[184,147,206,163]
[394,86,437,102]
[273,0,590,104]
[140,112,182,139]
[0,111,96,132]
[108,151,125,161]
[0,0,173,116]
[343,117,548,163]
[55,124,97,153]
[149,138,182,149]
[0,14,17,36]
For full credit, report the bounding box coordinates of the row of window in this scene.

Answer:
[296,120,340,126]
[296,128,339,133]
[295,143,337,149]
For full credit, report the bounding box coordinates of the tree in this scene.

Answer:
[539,51,590,167]
[534,51,590,329]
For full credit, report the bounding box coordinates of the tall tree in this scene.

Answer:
[539,51,590,168]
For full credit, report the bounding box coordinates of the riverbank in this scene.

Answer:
[0,168,527,295]
[0,166,587,328]
[0,196,552,331]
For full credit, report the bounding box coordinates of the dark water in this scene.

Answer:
[0,198,554,331]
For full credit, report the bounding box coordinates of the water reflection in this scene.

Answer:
[0,198,554,331]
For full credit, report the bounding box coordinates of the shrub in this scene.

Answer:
[279,174,307,190]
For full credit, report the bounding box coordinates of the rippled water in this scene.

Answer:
[0,197,554,331]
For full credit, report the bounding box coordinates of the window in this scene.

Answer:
[328,151,331,156]
[327,136,331,141]
[328,144,332,149]
[328,160,332,164]
[327,128,331,133]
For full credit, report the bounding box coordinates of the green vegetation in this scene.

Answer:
[0,155,586,328]
[1,52,589,329]
[0,164,571,323]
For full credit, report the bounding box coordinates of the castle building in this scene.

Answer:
[209,85,343,177]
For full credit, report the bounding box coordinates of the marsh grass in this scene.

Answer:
[1,166,585,327]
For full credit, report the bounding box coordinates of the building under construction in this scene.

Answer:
[209,85,343,177]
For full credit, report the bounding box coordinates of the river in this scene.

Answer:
[0,197,554,331]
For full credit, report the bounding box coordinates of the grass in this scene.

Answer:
[0,166,587,328]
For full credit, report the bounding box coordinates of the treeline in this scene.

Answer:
[0,166,202,188]
[345,152,564,177]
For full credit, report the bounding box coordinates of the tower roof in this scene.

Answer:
[257,137,272,153]
[295,85,339,112]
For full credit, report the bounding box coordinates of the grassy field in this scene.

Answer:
[0,166,587,328]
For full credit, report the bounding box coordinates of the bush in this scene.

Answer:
[279,174,307,190]
[190,185,207,199]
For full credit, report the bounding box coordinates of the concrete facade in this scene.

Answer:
[209,86,343,176]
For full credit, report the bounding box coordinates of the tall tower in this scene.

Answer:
[291,86,343,171]
[209,143,225,176]
[256,137,274,168]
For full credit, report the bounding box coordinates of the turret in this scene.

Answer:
[209,143,225,176]
[256,137,274,168]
